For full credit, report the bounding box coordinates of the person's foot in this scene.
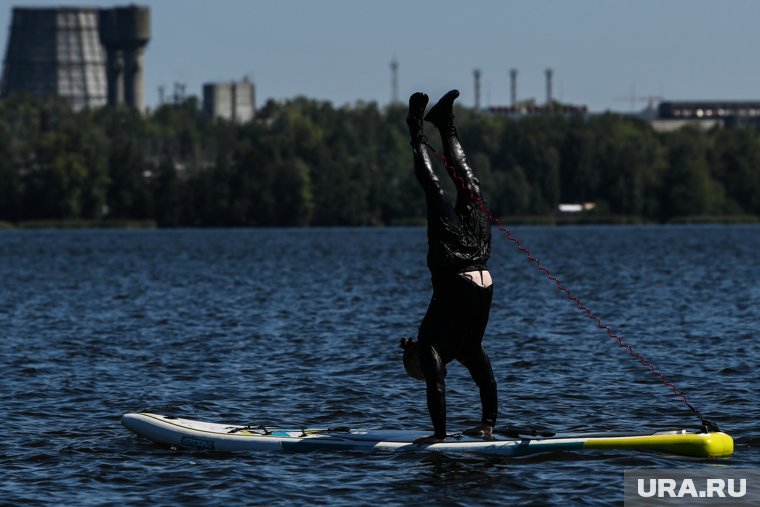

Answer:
[424,89,459,132]
[407,92,428,144]
[413,434,445,446]
[463,423,493,439]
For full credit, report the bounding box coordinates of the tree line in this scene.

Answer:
[0,94,758,227]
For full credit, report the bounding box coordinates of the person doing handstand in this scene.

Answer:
[401,90,497,445]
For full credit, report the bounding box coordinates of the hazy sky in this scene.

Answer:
[2,0,760,112]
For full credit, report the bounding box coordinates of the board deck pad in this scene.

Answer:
[121,413,734,458]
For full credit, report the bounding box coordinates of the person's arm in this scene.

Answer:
[426,375,447,438]
[413,377,446,445]
[477,371,497,430]
[463,347,498,432]
[415,344,448,444]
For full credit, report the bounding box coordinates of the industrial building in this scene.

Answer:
[651,100,760,130]
[618,100,760,131]
[203,77,256,123]
[0,5,150,111]
[483,67,588,117]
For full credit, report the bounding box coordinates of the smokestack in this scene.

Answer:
[390,58,399,104]
[473,68,481,110]
[509,68,517,107]
[545,68,553,107]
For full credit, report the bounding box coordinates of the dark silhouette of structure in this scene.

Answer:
[0,5,150,110]
[390,58,399,105]
[98,5,150,110]
[1,7,106,109]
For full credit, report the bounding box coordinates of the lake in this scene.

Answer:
[1,225,757,505]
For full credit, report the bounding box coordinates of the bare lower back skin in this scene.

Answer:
[460,270,493,288]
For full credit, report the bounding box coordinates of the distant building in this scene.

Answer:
[0,5,150,111]
[626,100,760,131]
[651,100,760,130]
[203,77,256,123]
[487,103,588,117]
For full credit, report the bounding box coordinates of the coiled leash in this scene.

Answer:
[427,144,720,433]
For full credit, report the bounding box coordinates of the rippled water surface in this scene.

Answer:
[1,225,758,505]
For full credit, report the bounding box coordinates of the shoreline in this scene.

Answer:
[1,215,758,230]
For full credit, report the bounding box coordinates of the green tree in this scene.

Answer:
[710,127,760,214]
[271,158,314,226]
[661,128,719,217]
[589,115,664,216]
[0,124,20,220]
[153,159,181,226]
[18,103,109,219]
[560,117,597,204]
[107,138,152,219]
[501,116,564,213]
[3,92,760,227]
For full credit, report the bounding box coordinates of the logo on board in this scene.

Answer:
[180,436,215,451]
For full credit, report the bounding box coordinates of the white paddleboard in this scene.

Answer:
[121,413,733,458]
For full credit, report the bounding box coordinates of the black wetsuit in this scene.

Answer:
[412,133,498,440]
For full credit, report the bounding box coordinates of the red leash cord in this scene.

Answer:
[428,146,718,432]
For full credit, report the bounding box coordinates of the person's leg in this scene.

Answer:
[407,92,459,227]
[424,90,484,206]
[425,90,492,282]
[418,339,448,439]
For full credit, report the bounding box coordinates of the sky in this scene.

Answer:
[2,0,760,112]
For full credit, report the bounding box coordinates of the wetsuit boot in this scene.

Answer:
[425,90,483,199]
[407,92,429,146]
[424,89,459,137]
[408,92,439,199]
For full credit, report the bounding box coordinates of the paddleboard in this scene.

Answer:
[121,413,733,458]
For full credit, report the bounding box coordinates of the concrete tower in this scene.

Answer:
[545,68,553,106]
[473,68,481,110]
[509,68,517,107]
[98,6,150,110]
[390,58,399,104]
[0,7,107,109]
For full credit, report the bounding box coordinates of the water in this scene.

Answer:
[1,225,758,506]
